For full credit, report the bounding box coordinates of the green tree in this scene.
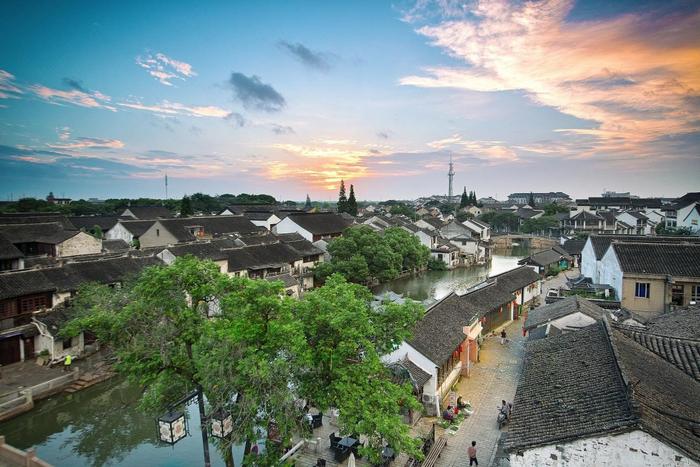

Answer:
[91,225,103,239]
[460,187,469,208]
[389,203,417,220]
[180,195,194,217]
[347,184,358,216]
[543,202,568,216]
[383,227,430,271]
[521,215,559,235]
[337,180,348,213]
[456,211,473,223]
[528,192,536,207]
[427,257,447,270]
[294,275,423,463]
[479,211,520,233]
[304,194,312,210]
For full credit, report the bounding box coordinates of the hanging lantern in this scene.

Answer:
[210,409,234,439]
[157,410,188,445]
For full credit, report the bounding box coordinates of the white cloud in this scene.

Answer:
[136,52,197,86]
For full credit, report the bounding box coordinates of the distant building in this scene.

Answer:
[46,192,71,205]
[120,205,172,219]
[507,192,571,205]
[662,192,700,232]
[273,212,354,242]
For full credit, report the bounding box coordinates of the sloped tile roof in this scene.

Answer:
[158,238,239,261]
[644,306,700,340]
[0,222,80,244]
[613,243,700,276]
[587,234,700,260]
[284,212,353,235]
[158,216,261,242]
[489,266,540,294]
[401,358,432,389]
[69,215,121,231]
[524,296,606,330]
[116,220,156,237]
[0,233,23,260]
[562,238,586,255]
[519,248,571,268]
[507,320,700,461]
[122,206,172,219]
[0,213,76,229]
[506,323,639,452]
[101,239,130,253]
[227,243,301,271]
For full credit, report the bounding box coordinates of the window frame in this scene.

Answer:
[634,282,650,299]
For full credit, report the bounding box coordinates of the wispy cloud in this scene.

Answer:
[28,84,116,111]
[48,137,125,150]
[271,124,294,135]
[427,134,519,162]
[401,0,700,160]
[136,52,197,86]
[228,72,286,112]
[119,99,231,118]
[278,41,335,71]
[0,70,24,99]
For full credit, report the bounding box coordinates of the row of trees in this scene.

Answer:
[314,226,431,284]
[459,188,478,208]
[0,193,279,216]
[337,180,358,216]
[62,258,425,465]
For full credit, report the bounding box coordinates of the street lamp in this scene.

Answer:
[210,409,234,439]
[157,410,188,445]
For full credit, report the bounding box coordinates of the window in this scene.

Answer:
[671,285,684,306]
[692,285,700,302]
[63,338,72,350]
[634,282,650,299]
[156,229,160,237]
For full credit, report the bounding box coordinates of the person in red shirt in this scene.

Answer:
[468,440,478,465]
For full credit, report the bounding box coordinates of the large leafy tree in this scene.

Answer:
[294,275,424,463]
[479,211,520,232]
[383,227,430,271]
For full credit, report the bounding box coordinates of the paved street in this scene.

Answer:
[435,269,575,467]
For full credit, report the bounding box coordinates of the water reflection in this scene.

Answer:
[0,376,244,466]
[373,248,529,302]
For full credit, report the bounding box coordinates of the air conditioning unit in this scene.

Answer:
[421,393,433,403]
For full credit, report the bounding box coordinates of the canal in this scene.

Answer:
[373,246,531,302]
[0,247,529,467]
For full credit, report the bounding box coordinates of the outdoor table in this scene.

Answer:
[382,447,395,459]
[339,437,358,449]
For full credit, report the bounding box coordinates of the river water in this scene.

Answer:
[0,247,528,467]
[373,246,530,302]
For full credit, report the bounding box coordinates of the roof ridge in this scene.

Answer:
[601,318,642,424]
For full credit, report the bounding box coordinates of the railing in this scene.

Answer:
[0,436,52,467]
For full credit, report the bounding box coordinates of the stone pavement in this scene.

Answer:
[435,319,526,467]
[434,269,575,467]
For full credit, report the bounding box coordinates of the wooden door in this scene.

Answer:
[0,336,21,365]
[23,336,34,359]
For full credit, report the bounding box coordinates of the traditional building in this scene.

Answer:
[0,222,101,258]
[119,205,172,219]
[273,212,353,242]
[524,296,607,340]
[506,319,699,466]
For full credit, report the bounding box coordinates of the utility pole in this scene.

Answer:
[165,173,169,201]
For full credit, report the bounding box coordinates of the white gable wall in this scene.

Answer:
[273,217,314,242]
[580,237,599,282]
[600,246,623,300]
[509,430,698,467]
[105,222,135,244]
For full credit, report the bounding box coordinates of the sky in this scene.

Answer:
[0,0,698,202]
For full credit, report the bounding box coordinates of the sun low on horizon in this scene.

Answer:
[1,0,698,202]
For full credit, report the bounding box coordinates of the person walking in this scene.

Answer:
[63,354,72,372]
[500,328,507,345]
[468,441,478,465]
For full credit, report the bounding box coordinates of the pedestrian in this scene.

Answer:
[63,354,72,372]
[500,328,507,345]
[468,440,478,465]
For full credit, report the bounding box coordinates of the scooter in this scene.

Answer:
[497,403,512,429]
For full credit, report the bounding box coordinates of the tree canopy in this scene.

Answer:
[479,211,520,232]
[315,226,430,284]
[346,184,358,216]
[62,257,424,465]
[180,195,194,217]
[337,180,348,214]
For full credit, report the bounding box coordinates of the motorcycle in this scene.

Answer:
[497,403,512,429]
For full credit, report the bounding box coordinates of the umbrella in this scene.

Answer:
[347,452,356,467]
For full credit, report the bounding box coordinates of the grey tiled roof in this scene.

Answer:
[122,206,172,219]
[265,273,299,288]
[562,238,586,255]
[158,216,261,242]
[0,213,76,229]
[69,215,121,231]
[587,234,700,260]
[506,323,637,452]
[227,243,301,271]
[116,220,156,237]
[158,238,239,261]
[0,222,80,245]
[401,358,432,389]
[644,306,700,340]
[489,266,540,295]
[613,323,700,380]
[0,233,23,260]
[519,248,571,268]
[101,239,130,253]
[507,320,700,461]
[613,243,700,276]
[284,212,354,235]
[524,296,606,330]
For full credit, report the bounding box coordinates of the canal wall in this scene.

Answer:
[492,235,558,250]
